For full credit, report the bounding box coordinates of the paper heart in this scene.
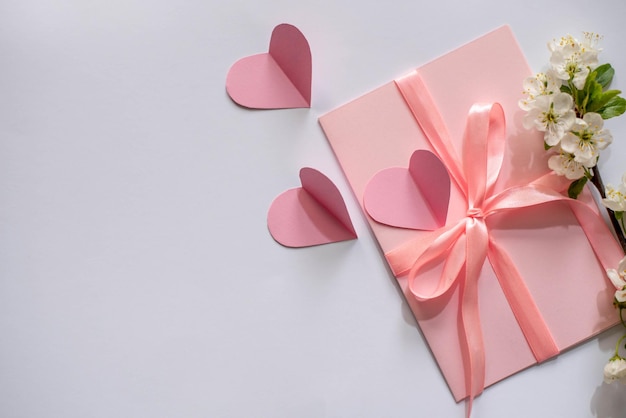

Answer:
[363,150,450,230]
[267,168,357,247]
[226,23,312,109]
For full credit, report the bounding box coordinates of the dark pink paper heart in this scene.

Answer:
[267,168,357,247]
[363,150,451,230]
[226,23,312,109]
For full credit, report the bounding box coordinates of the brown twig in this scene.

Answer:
[591,165,626,253]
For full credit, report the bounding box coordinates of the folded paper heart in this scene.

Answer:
[226,23,312,109]
[267,168,357,247]
[363,149,450,230]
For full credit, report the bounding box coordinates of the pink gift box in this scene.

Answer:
[319,26,623,403]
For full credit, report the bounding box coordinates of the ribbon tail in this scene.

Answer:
[461,276,481,418]
[461,218,489,414]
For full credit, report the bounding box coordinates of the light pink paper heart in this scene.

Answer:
[226,23,312,109]
[267,168,357,247]
[363,150,450,230]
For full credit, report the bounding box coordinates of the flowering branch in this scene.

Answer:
[519,32,626,249]
[605,260,626,384]
[520,33,626,197]
[520,32,626,386]
[590,166,626,252]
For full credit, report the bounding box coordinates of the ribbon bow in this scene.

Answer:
[384,71,623,416]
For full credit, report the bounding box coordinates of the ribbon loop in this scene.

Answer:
[407,221,466,301]
[463,103,502,209]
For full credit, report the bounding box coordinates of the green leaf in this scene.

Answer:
[599,96,626,119]
[582,80,604,114]
[544,141,552,150]
[593,63,615,88]
[616,211,624,221]
[568,176,588,199]
[587,89,621,113]
[560,84,572,95]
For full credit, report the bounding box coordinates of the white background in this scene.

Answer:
[2,1,626,417]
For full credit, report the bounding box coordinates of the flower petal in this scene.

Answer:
[607,268,626,289]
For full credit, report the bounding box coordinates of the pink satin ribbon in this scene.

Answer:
[390,71,624,416]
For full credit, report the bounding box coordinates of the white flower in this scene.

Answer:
[547,151,591,180]
[580,32,603,56]
[523,92,576,146]
[560,113,612,166]
[607,256,626,303]
[519,70,561,110]
[549,34,599,89]
[603,173,626,212]
[603,357,626,384]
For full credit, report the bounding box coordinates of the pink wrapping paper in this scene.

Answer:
[319,25,623,402]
